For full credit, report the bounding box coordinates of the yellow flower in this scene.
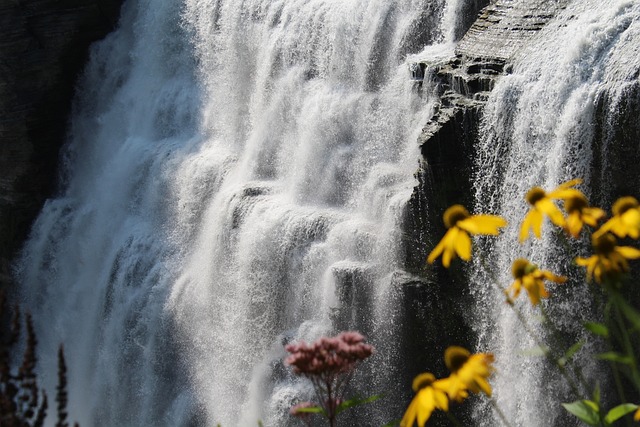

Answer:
[520,179,583,242]
[441,346,495,402]
[427,205,507,268]
[576,233,640,283]
[400,373,449,427]
[506,258,566,306]
[634,406,640,421]
[595,196,640,239]
[563,193,605,238]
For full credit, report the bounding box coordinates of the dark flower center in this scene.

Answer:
[511,258,530,279]
[444,205,470,228]
[612,196,639,216]
[445,346,470,372]
[564,194,588,213]
[525,187,546,205]
[593,233,616,255]
[412,373,436,391]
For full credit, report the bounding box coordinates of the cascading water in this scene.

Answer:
[471,1,640,426]
[14,0,473,425]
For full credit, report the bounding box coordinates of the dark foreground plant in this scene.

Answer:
[0,292,78,427]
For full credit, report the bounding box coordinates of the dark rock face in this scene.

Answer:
[0,0,124,286]
[403,0,572,268]
[399,0,576,389]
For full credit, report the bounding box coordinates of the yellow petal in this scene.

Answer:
[548,179,582,197]
[540,270,567,283]
[531,209,544,238]
[416,390,434,427]
[475,377,493,397]
[566,212,583,237]
[458,215,507,235]
[575,257,591,266]
[442,228,460,267]
[616,246,640,260]
[427,232,448,264]
[548,188,583,201]
[536,198,565,226]
[454,230,472,261]
[400,396,419,427]
[507,279,522,298]
[520,210,535,242]
[622,208,640,238]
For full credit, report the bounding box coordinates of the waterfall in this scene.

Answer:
[15,0,465,425]
[471,1,640,426]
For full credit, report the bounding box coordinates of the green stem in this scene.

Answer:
[445,411,464,427]
[489,398,515,427]
[479,255,585,400]
[612,294,640,389]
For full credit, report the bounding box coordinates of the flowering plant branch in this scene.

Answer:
[408,180,640,426]
[285,331,377,426]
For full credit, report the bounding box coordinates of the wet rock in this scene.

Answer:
[0,0,124,285]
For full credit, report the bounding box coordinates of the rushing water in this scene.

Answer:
[15,0,640,425]
[15,0,467,425]
[471,1,640,426]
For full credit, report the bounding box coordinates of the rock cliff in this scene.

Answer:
[0,0,124,286]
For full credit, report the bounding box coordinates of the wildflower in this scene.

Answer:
[595,196,640,239]
[520,179,582,242]
[576,233,640,283]
[427,205,507,268]
[634,406,640,421]
[441,346,494,402]
[400,373,449,427]
[285,331,373,377]
[563,193,605,238]
[506,258,566,306]
[285,331,374,425]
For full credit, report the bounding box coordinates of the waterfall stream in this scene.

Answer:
[14,0,640,425]
[471,1,640,426]
[16,0,456,425]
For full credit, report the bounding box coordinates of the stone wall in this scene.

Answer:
[0,0,124,287]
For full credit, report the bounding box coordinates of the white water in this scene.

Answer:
[16,0,640,425]
[472,1,640,426]
[15,0,462,425]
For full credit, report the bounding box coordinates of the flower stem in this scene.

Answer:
[489,398,515,427]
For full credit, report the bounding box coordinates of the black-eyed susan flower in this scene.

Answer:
[506,258,566,306]
[440,346,494,402]
[520,179,583,242]
[576,233,640,284]
[400,373,449,427]
[563,192,605,238]
[595,196,640,239]
[634,406,640,421]
[427,205,507,268]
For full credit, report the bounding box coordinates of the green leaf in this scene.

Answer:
[294,406,324,414]
[336,395,383,415]
[562,400,600,426]
[584,322,609,338]
[597,352,633,365]
[593,383,601,406]
[519,346,549,357]
[604,403,639,425]
[559,341,585,366]
[618,299,640,332]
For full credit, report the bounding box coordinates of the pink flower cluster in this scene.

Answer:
[285,331,374,376]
